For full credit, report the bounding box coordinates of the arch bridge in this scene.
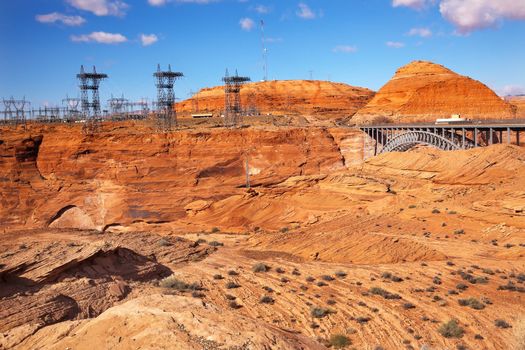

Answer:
[360,120,525,157]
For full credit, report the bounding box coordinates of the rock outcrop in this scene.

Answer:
[0,123,357,232]
[507,95,525,118]
[353,61,516,124]
[176,80,374,118]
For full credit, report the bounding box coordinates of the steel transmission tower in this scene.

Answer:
[223,69,250,127]
[77,65,108,133]
[153,64,183,132]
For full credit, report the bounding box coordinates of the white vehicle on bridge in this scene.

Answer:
[435,114,472,125]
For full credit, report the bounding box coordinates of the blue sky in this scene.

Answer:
[1,0,524,108]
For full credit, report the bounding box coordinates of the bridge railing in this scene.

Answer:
[360,118,525,128]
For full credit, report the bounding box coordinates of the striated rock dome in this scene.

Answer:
[353,60,516,124]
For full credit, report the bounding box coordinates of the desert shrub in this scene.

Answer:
[225,294,236,300]
[228,270,239,276]
[447,261,455,266]
[326,299,336,305]
[408,205,416,209]
[252,263,270,273]
[192,291,205,298]
[495,319,511,329]
[369,287,401,300]
[229,301,242,309]
[448,210,457,214]
[311,307,333,318]
[260,295,275,304]
[317,281,328,287]
[438,319,464,338]
[275,267,285,274]
[454,229,465,235]
[280,227,289,233]
[482,268,495,275]
[159,275,201,291]
[458,298,485,310]
[381,272,392,279]
[329,334,351,348]
[356,316,371,324]
[213,274,224,280]
[403,302,416,309]
[474,334,484,340]
[335,270,347,278]
[226,281,240,289]
[321,275,335,281]
[211,227,220,233]
[391,275,403,282]
[158,238,172,246]
[280,277,290,283]
[292,268,301,276]
[432,209,441,214]
[306,276,315,282]
[262,286,273,293]
[195,238,207,244]
[456,283,468,291]
[208,241,223,247]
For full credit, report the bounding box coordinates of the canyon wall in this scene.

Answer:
[0,124,363,232]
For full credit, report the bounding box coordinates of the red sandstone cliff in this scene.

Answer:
[507,95,525,118]
[353,61,516,124]
[176,80,374,118]
[0,123,361,232]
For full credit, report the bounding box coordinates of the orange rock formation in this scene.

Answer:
[353,61,516,124]
[176,80,374,119]
[508,95,525,118]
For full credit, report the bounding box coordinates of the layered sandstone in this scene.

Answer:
[507,95,525,118]
[176,80,374,119]
[2,142,525,350]
[353,61,516,124]
[0,123,355,232]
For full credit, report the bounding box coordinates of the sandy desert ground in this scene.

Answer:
[1,124,524,349]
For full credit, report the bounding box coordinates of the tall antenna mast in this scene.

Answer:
[260,19,268,82]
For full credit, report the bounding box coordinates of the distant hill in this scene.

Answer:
[176,80,375,119]
[352,60,516,124]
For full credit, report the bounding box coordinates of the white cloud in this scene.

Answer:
[254,5,270,14]
[407,27,432,37]
[71,31,128,44]
[66,0,128,16]
[392,0,428,10]
[148,0,167,5]
[332,45,358,53]
[239,17,255,31]
[140,33,158,46]
[35,12,86,26]
[297,3,316,19]
[440,0,525,34]
[386,41,405,48]
[499,85,525,96]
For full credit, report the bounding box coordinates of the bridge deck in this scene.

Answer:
[358,119,525,157]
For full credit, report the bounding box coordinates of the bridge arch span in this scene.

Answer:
[380,130,463,153]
